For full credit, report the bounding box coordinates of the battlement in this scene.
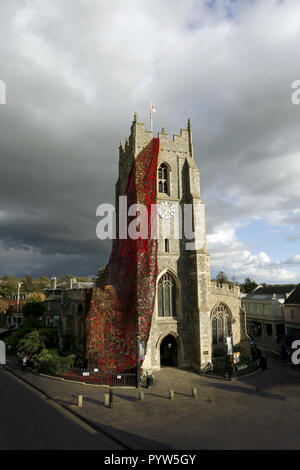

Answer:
[157,127,191,155]
[210,280,240,298]
[119,113,194,159]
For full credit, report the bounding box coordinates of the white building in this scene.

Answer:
[242,285,296,353]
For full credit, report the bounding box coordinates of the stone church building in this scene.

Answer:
[114,114,249,371]
[59,114,250,372]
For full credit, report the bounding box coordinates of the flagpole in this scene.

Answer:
[150,101,155,133]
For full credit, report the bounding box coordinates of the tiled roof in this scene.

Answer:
[285,284,300,305]
[45,295,61,302]
[72,282,94,289]
[246,284,296,299]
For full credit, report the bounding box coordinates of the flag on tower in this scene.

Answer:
[150,102,155,131]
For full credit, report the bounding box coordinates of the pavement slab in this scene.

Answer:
[3,356,300,449]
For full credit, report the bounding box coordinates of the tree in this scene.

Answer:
[17,329,45,357]
[231,276,240,285]
[21,275,35,292]
[0,298,8,327]
[28,293,45,302]
[0,276,18,299]
[216,271,229,284]
[22,298,45,318]
[241,277,258,293]
[0,298,8,313]
[36,276,51,292]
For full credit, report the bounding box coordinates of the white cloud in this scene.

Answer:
[285,255,300,265]
[208,223,297,282]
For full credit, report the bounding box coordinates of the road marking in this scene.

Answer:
[1,366,125,450]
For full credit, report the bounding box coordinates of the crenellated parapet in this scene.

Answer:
[119,113,194,159]
[117,113,195,198]
[210,280,241,298]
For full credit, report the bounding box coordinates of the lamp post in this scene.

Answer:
[226,331,235,381]
[17,282,22,314]
[230,331,237,381]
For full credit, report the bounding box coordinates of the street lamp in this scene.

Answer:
[17,282,22,313]
[229,331,237,382]
[226,331,236,381]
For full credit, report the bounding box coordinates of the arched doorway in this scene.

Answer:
[160,334,178,367]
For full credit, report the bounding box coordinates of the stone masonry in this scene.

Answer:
[115,114,250,372]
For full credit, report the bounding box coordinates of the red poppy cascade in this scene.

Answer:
[85,139,159,373]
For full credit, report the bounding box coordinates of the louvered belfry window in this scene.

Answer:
[158,163,168,194]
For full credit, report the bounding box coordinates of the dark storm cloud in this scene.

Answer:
[0,0,299,280]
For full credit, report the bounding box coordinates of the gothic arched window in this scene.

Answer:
[158,273,177,317]
[211,303,231,345]
[158,163,169,195]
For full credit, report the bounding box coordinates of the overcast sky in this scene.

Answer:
[0,0,299,283]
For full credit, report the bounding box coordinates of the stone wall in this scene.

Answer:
[114,115,250,372]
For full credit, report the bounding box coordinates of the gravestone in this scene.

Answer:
[0,340,6,364]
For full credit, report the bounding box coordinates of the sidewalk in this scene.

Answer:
[4,356,300,450]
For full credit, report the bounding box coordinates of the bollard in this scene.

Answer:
[138,391,144,401]
[168,390,174,400]
[192,388,197,399]
[104,392,110,407]
[109,389,113,408]
[78,395,83,407]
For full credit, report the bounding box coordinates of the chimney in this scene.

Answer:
[51,277,57,289]
[68,278,77,289]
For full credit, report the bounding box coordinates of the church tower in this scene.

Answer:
[115,114,250,372]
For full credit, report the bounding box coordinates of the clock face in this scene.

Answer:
[158,201,176,220]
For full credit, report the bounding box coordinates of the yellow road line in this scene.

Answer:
[1,366,124,450]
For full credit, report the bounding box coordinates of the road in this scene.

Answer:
[0,367,122,450]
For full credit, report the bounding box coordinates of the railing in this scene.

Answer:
[56,367,137,387]
[265,350,281,363]
[265,349,297,368]
[212,357,226,367]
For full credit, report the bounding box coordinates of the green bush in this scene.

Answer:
[22,300,45,318]
[38,328,58,347]
[23,316,41,329]
[7,323,58,353]
[6,326,34,351]
[17,329,45,356]
[32,349,57,374]
[6,316,43,352]
[33,349,75,374]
